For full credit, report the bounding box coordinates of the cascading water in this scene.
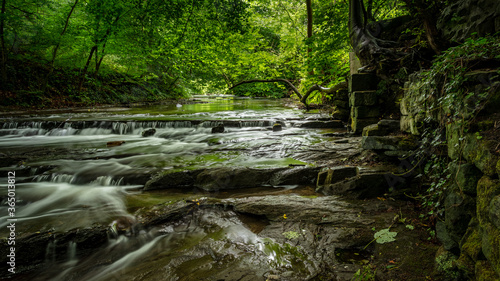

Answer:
[0,97,349,280]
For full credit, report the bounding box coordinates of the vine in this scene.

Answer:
[413,35,500,217]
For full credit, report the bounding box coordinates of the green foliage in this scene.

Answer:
[374,228,398,244]
[282,231,301,240]
[415,35,500,218]
[352,265,377,281]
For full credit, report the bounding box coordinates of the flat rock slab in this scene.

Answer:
[318,173,394,199]
[144,166,322,191]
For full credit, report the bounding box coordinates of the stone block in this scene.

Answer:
[351,118,378,134]
[351,106,380,118]
[349,91,378,106]
[349,73,379,92]
[349,52,362,75]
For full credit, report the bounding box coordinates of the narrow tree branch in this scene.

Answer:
[229,79,302,99]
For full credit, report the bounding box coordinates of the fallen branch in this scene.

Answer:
[229,78,347,109]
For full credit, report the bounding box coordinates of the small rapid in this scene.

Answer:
[0,97,354,280]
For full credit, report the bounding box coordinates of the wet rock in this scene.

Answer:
[107,140,125,147]
[0,226,109,277]
[211,124,225,133]
[144,170,201,191]
[319,173,391,199]
[299,120,344,128]
[316,166,358,187]
[272,123,282,132]
[141,128,156,137]
[270,166,322,186]
[196,167,282,191]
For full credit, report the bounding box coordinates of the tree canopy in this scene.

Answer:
[0,0,438,106]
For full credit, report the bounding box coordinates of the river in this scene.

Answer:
[0,96,393,281]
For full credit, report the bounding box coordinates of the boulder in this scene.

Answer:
[141,128,156,137]
[272,123,282,132]
[211,124,225,133]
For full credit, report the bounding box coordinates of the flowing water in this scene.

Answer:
[0,96,364,281]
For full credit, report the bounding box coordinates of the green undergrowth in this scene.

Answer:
[414,34,500,218]
[0,57,188,109]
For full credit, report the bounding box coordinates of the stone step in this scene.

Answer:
[349,73,379,92]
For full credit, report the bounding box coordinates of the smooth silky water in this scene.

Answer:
[0,96,344,280]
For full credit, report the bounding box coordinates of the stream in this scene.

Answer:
[0,96,401,281]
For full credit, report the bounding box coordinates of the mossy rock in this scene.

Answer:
[463,135,499,176]
[475,260,500,281]
[457,221,482,278]
[477,176,500,225]
[481,222,500,278]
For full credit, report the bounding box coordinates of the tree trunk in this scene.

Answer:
[306,0,314,75]
[78,45,97,93]
[0,0,7,86]
[43,0,79,92]
[349,0,399,69]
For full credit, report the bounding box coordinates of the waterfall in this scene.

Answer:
[68,241,77,261]
[45,240,57,263]
[34,173,76,184]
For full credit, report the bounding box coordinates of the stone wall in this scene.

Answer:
[400,62,500,279]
